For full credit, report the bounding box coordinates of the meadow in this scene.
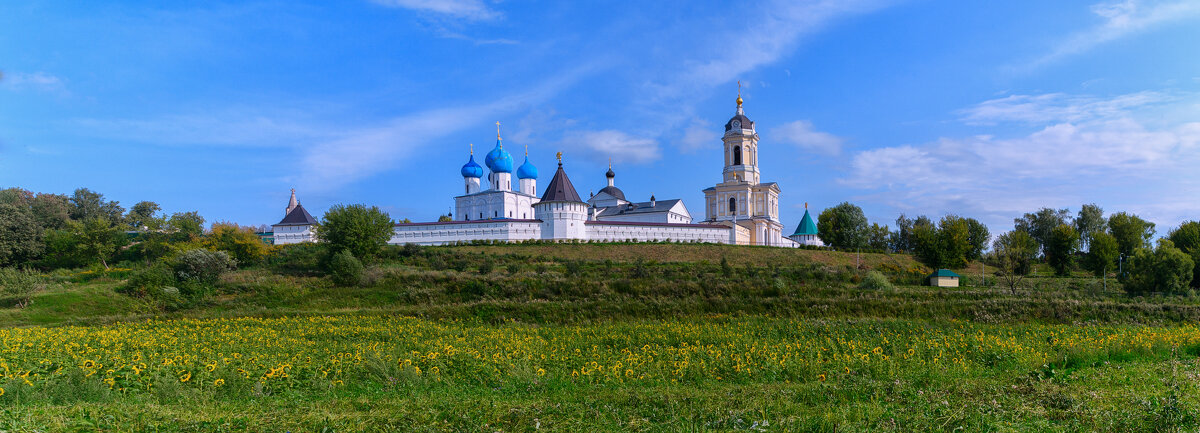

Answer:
[2,243,1200,431]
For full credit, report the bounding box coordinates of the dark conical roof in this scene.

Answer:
[539,163,583,203]
[276,204,317,226]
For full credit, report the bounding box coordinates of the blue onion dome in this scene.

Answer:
[486,141,514,173]
[461,154,483,178]
[516,156,538,179]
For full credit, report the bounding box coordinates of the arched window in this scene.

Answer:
[728,197,737,213]
[733,146,742,165]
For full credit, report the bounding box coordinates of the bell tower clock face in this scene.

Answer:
[731,120,741,129]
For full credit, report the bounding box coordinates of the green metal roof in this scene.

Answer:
[929,269,961,278]
[790,209,818,236]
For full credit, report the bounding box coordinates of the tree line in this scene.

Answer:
[817,202,1198,295]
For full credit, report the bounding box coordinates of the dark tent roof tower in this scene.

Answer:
[539,156,583,203]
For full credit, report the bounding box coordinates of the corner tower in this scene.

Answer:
[701,84,785,246]
[534,152,587,240]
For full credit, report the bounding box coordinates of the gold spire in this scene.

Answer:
[736,80,743,106]
[469,143,474,155]
[556,151,563,163]
[495,121,502,143]
[525,144,528,156]
[805,202,808,209]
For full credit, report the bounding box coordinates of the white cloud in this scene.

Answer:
[959,91,1169,125]
[559,130,660,165]
[0,71,68,94]
[74,109,332,147]
[773,120,844,156]
[371,0,500,21]
[1024,0,1200,70]
[843,91,1200,231]
[677,118,714,153]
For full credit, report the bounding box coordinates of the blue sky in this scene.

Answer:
[2,0,1199,235]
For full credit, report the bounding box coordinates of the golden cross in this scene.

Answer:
[737,80,741,97]
[469,143,474,155]
[495,121,501,140]
[556,151,562,162]
[524,144,528,156]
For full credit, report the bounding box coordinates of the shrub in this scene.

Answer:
[173,249,236,285]
[267,243,326,274]
[0,268,49,307]
[328,250,365,287]
[119,262,176,297]
[859,271,893,290]
[1124,240,1194,296]
[477,261,494,275]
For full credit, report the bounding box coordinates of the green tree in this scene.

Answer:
[890,214,915,253]
[1084,232,1119,278]
[1045,224,1080,276]
[964,218,991,261]
[1108,212,1155,258]
[1123,239,1193,296]
[69,217,128,269]
[1014,207,1071,257]
[126,201,161,230]
[911,223,943,268]
[816,202,868,249]
[0,203,44,266]
[315,204,394,260]
[937,215,971,269]
[867,223,891,251]
[30,193,72,230]
[168,211,206,242]
[1167,221,1200,288]
[205,222,270,265]
[69,188,125,225]
[989,230,1037,294]
[1075,204,1105,250]
[437,214,453,222]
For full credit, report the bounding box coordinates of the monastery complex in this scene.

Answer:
[272,94,823,248]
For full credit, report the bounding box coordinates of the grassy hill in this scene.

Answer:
[4,243,1200,431]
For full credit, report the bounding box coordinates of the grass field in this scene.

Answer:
[2,243,1200,431]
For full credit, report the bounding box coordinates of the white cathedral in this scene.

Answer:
[274,94,824,247]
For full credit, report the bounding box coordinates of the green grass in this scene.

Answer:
[2,242,1199,431]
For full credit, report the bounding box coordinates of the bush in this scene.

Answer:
[477,261,494,275]
[1124,240,1194,296]
[266,243,326,274]
[328,250,365,286]
[173,249,236,285]
[858,271,893,290]
[119,262,176,297]
[0,268,49,307]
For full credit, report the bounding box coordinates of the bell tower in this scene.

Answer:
[722,82,759,184]
[701,82,784,246]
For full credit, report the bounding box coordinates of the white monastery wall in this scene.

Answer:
[585,222,728,244]
[391,220,541,246]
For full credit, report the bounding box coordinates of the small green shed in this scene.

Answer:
[928,269,961,287]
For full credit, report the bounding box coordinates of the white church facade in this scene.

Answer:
[273,95,820,247]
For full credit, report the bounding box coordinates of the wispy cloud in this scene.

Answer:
[959,91,1169,125]
[559,130,660,165]
[370,0,500,21]
[676,118,714,153]
[843,90,1200,230]
[74,109,333,147]
[295,63,598,191]
[0,71,68,95]
[773,120,844,156]
[1023,0,1200,70]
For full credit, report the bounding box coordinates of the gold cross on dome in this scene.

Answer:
[495,121,501,140]
[556,151,562,162]
[469,143,474,154]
